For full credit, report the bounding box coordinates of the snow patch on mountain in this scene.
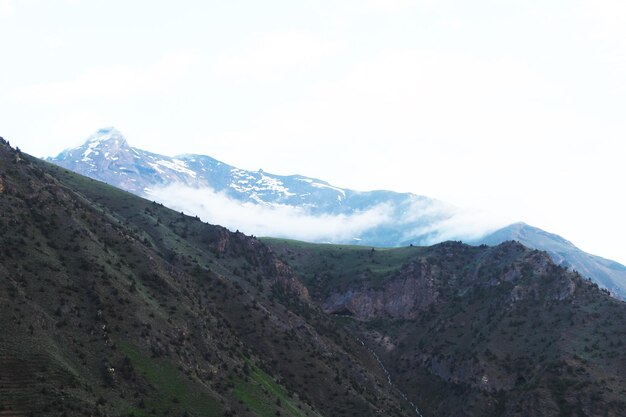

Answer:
[154,159,197,177]
[147,162,166,174]
[311,181,346,197]
[81,148,94,162]
[257,174,296,196]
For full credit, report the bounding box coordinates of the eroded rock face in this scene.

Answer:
[323,259,438,320]
[322,243,579,323]
[272,258,310,300]
[503,251,577,304]
[208,228,310,302]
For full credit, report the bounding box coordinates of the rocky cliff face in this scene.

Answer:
[321,241,579,321]
[206,227,311,301]
[323,258,439,319]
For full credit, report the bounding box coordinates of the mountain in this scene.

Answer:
[1,138,413,417]
[264,238,626,417]
[476,223,626,298]
[46,128,459,245]
[47,128,415,212]
[47,128,626,299]
[2,137,625,416]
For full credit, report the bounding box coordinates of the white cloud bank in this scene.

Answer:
[403,203,514,245]
[147,184,511,245]
[148,184,396,242]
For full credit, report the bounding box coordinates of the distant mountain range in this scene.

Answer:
[47,127,626,299]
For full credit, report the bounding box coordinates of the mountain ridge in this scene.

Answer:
[47,128,626,299]
[476,222,626,297]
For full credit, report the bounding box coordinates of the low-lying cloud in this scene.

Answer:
[403,202,513,245]
[148,185,396,242]
[148,184,513,246]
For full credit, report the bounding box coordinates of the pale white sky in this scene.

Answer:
[1,0,625,264]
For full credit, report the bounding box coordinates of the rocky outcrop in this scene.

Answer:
[272,258,310,300]
[323,259,438,320]
[207,227,310,302]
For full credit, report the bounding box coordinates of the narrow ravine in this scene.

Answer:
[356,337,425,417]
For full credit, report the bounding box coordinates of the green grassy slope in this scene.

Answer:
[261,238,427,297]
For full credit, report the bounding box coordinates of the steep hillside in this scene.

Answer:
[476,223,626,298]
[47,127,626,299]
[0,138,413,417]
[265,238,626,417]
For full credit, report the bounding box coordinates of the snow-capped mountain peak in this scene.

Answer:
[47,128,353,208]
[89,127,123,141]
[47,127,138,180]
[83,127,128,150]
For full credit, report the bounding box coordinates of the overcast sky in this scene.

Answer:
[1,0,625,264]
